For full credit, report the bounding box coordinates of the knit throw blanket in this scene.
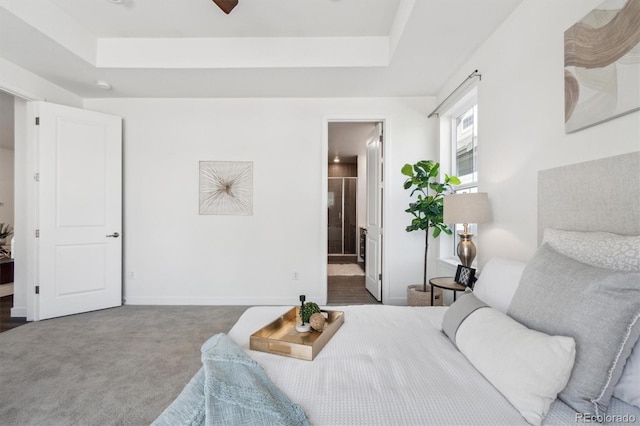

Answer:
[152,334,310,426]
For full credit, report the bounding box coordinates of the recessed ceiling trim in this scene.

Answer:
[96,37,390,69]
[0,0,97,65]
[0,0,525,98]
[389,0,415,59]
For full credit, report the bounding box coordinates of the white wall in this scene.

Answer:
[85,97,436,306]
[15,0,635,309]
[436,0,640,267]
[11,98,31,318]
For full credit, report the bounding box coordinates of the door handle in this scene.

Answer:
[106,232,120,238]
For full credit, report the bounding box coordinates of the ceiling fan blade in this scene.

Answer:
[212,0,238,14]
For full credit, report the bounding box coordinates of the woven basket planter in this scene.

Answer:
[407,284,443,307]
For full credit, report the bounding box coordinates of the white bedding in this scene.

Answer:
[229,305,529,425]
[228,305,640,425]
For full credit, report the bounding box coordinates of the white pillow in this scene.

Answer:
[473,257,526,313]
[542,228,640,409]
[543,228,640,272]
[456,307,576,426]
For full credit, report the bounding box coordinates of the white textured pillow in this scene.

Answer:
[456,307,576,426]
[473,257,526,313]
[543,228,640,409]
[543,229,640,272]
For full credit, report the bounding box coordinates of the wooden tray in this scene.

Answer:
[250,307,344,361]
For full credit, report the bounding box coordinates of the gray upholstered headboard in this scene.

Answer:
[538,151,640,244]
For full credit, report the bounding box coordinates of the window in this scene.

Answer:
[452,105,477,188]
[462,114,474,129]
[451,104,478,258]
[435,85,479,262]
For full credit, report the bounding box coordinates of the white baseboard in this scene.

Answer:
[385,296,408,306]
[123,295,328,306]
[11,306,27,318]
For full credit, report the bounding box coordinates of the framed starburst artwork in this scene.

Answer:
[199,161,253,215]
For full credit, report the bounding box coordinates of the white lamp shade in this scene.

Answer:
[443,192,492,224]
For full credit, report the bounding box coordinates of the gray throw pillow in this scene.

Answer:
[507,243,640,416]
[441,292,488,345]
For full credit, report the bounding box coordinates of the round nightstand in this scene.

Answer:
[429,277,467,306]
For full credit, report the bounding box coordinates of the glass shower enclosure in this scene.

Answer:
[328,177,357,255]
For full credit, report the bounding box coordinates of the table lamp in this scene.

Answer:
[443,192,492,267]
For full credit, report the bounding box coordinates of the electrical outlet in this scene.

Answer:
[129,271,136,280]
[292,270,299,280]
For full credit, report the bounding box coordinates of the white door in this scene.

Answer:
[35,102,122,320]
[365,124,383,301]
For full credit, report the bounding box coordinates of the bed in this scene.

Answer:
[154,152,640,426]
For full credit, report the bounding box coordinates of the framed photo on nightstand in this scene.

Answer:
[454,265,476,288]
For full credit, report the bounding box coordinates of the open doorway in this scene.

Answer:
[326,121,382,305]
[0,90,22,331]
[0,93,122,322]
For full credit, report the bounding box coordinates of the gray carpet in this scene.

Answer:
[0,305,248,426]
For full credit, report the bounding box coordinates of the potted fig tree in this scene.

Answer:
[402,161,459,306]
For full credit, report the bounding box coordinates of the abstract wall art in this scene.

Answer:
[564,0,640,133]
[199,161,253,215]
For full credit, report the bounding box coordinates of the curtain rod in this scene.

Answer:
[427,70,481,118]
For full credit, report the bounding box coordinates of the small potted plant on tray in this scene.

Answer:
[296,295,322,332]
